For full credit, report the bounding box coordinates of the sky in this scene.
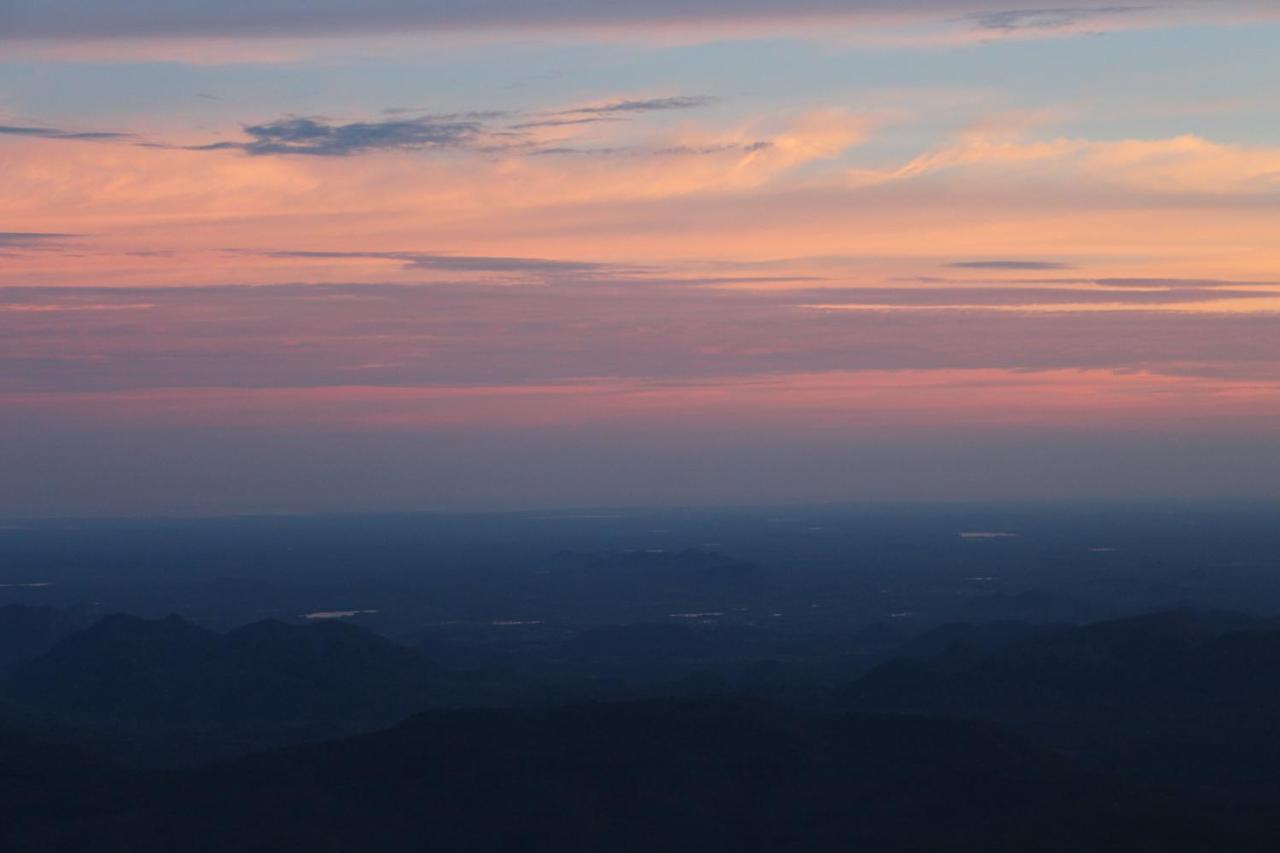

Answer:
[3,0,1280,515]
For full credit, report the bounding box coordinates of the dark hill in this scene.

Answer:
[1,614,468,754]
[0,605,96,672]
[847,609,1269,712]
[8,614,222,726]
[843,609,1280,795]
[6,698,1271,853]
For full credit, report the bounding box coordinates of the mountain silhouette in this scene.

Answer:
[6,698,1272,853]
[1,614,470,755]
[0,605,95,673]
[844,609,1280,794]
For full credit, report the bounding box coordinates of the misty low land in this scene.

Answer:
[5,503,1280,851]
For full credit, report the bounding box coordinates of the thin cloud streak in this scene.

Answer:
[947,260,1075,270]
[1,0,1258,40]
[186,115,492,156]
[5,279,1280,396]
[257,250,622,275]
[0,123,127,141]
[553,96,719,115]
[964,5,1150,32]
[172,97,719,157]
[0,232,82,247]
[905,276,1280,289]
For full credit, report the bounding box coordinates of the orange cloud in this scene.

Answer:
[4,115,1280,289]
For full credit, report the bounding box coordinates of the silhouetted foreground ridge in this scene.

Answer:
[5,698,1271,852]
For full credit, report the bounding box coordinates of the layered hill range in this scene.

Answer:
[6,604,1280,850]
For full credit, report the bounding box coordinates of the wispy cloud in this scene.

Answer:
[0,232,81,247]
[0,232,83,257]
[1097,277,1277,289]
[966,5,1149,32]
[513,95,717,129]
[947,260,1075,270]
[0,123,128,141]
[179,97,716,156]
[554,96,718,116]
[5,277,1279,399]
[534,140,771,157]
[260,250,620,275]
[907,275,1278,290]
[0,0,1236,42]
[510,117,623,130]
[510,96,716,130]
[187,114,493,156]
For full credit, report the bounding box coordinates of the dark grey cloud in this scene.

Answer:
[509,117,623,130]
[0,1,1190,40]
[186,114,491,156]
[511,97,715,130]
[260,250,617,275]
[182,100,716,156]
[805,286,1269,306]
[0,232,83,258]
[557,96,718,115]
[914,275,1276,289]
[0,232,80,247]
[946,260,1075,270]
[967,5,1148,31]
[0,123,128,141]
[1096,277,1273,289]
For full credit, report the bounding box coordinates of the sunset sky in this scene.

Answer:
[3,0,1280,514]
